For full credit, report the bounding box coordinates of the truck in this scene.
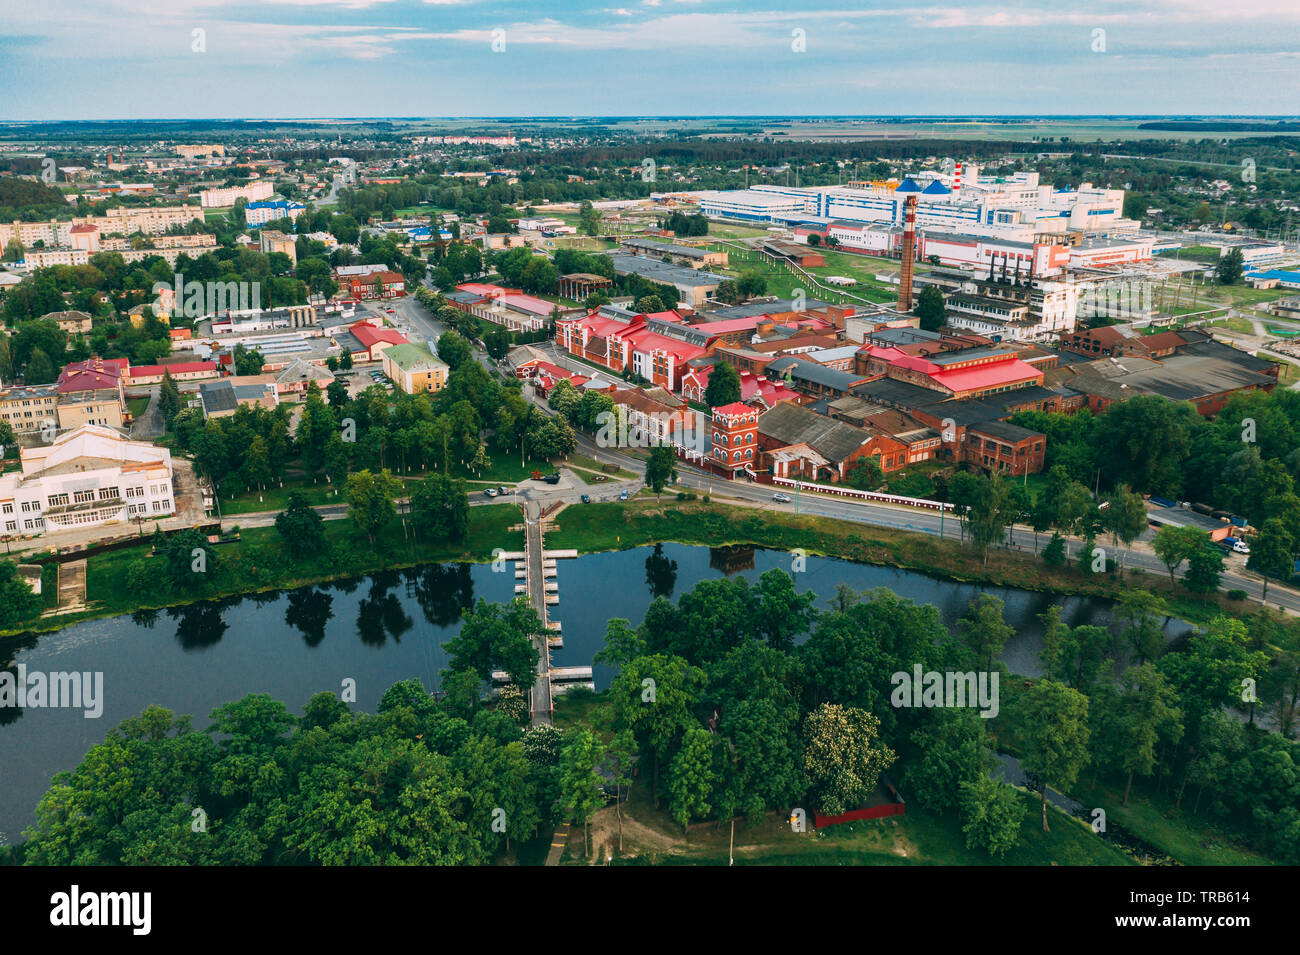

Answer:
[1221,536,1251,555]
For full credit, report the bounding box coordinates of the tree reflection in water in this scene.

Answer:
[644,543,678,599]
[285,587,334,647]
[413,563,475,627]
[356,571,414,647]
[169,601,231,650]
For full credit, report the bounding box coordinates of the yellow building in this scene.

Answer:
[381,343,449,395]
[56,389,126,432]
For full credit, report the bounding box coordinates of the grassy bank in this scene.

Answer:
[544,497,1242,619]
[1,503,523,636]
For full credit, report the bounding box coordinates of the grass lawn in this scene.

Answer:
[1273,360,1300,387]
[1207,317,1257,335]
[590,782,1130,866]
[41,564,59,610]
[218,451,558,514]
[81,502,523,620]
[1088,777,1270,866]
[565,454,637,481]
[126,396,150,420]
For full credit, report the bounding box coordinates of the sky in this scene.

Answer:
[2,0,1300,120]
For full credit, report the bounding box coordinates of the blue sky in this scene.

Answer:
[2,0,1299,120]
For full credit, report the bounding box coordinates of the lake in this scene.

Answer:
[0,543,1191,840]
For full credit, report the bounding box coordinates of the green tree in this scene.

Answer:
[1114,589,1169,665]
[703,361,742,408]
[958,774,1025,857]
[443,597,541,687]
[645,444,677,508]
[1184,539,1225,601]
[1093,663,1183,806]
[436,330,473,370]
[1153,524,1206,589]
[1017,679,1090,832]
[558,728,606,857]
[410,474,469,543]
[1216,246,1244,285]
[914,285,946,332]
[958,593,1014,672]
[343,468,401,545]
[1102,483,1148,570]
[1042,531,1066,568]
[801,703,896,816]
[1247,517,1296,602]
[609,654,706,807]
[0,559,42,629]
[666,727,717,832]
[274,490,327,559]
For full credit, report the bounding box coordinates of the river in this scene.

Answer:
[0,543,1192,841]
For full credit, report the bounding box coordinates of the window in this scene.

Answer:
[1,503,11,514]
[47,493,69,507]
[4,521,14,532]
[73,490,95,503]
[98,487,120,500]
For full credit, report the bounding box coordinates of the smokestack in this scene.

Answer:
[897,195,918,312]
[953,162,962,195]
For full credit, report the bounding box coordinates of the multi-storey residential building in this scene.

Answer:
[245,200,306,225]
[0,425,174,534]
[0,384,60,437]
[57,389,126,432]
[199,181,273,208]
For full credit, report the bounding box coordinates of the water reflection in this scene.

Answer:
[356,572,414,647]
[131,608,160,629]
[170,601,230,650]
[285,587,334,647]
[709,545,754,575]
[413,563,475,627]
[644,544,678,599]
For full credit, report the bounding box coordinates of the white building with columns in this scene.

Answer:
[0,426,175,535]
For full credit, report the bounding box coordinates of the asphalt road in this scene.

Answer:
[249,290,1300,616]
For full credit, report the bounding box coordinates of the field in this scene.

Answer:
[710,242,902,306]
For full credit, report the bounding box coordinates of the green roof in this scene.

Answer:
[384,343,448,373]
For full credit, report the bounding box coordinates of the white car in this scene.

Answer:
[772,492,793,504]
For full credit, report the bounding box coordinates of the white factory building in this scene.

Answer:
[678,167,1137,241]
[0,426,175,534]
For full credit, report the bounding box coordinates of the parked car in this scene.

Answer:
[772,492,793,504]
[483,488,499,498]
[618,489,629,501]
[580,494,591,504]
[498,486,510,495]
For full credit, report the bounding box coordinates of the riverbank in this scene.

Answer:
[4,495,1250,639]
[546,498,1246,627]
[1,503,524,639]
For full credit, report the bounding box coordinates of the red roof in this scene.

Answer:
[57,357,128,393]
[70,223,99,233]
[130,361,217,377]
[712,401,754,417]
[350,321,408,351]
[929,360,1042,393]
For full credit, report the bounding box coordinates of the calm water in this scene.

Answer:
[0,544,1190,840]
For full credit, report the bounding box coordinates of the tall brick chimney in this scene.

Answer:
[897,195,918,312]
